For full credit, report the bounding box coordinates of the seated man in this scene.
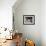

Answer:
[15,33,23,46]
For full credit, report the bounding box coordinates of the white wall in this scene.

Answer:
[0,0,16,30]
[41,0,46,46]
[13,0,46,46]
[13,0,41,46]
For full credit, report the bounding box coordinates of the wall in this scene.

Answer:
[41,0,46,46]
[0,0,16,30]
[13,0,42,46]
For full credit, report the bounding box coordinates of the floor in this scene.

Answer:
[0,33,23,46]
[0,39,16,46]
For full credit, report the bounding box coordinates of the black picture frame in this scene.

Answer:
[23,15,35,25]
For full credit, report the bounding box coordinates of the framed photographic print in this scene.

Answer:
[23,15,35,25]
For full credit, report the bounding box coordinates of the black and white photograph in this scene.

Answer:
[23,15,35,25]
